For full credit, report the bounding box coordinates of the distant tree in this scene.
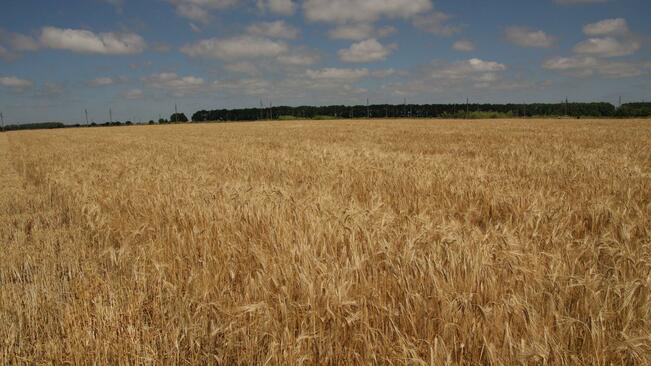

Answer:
[125,121,133,125]
[148,120,155,124]
[170,113,188,123]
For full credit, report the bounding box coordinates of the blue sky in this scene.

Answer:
[1,0,649,123]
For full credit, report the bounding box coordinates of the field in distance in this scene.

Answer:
[1,118,650,364]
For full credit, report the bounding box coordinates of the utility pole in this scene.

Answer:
[269,101,273,120]
[403,98,407,118]
[260,99,264,120]
[109,108,113,124]
[466,98,469,119]
[565,98,569,116]
[0,112,4,130]
[619,96,622,108]
[173,103,178,122]
[85,109,89,125]
[366,98,370,119]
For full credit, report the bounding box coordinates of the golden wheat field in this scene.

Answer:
[1,118,650,365]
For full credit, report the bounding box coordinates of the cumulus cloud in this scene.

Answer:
[413,12,461,36]
[554,0,608,4]
[169,0,239,23]
[122,88,144,99]
[453,40,475,52]
[371,68,400,78]
[257,0,295,15]
[306,67,370,81]
[303,0,432,23]
[431,58,506,79]
[8,33,39,51]
[543,55,648,78]
[277,48,319,65]
[505,27,555,48]
[329,24,374,40]
[571,18,639,57]
[143,72,206,96]
[215,78,272,96]
[573,37,639,57]
[338,39,395,63]
[328,24,396,40]
[583,18,629,36]
[0,76,33,90]
[386,58,510,95]
[224,61,260,75]
[181,36,288,60]
[88,77,115,87]
[40,27,146,54]
[0,45,13,60]
[247,21,299,39]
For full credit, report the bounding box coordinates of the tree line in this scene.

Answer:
[192,102,649,122]
[1,102,649,132]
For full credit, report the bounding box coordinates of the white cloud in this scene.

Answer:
[573,37,639,57]
[426,58,507,84]
[88,77,115,87]
[122,88,144,99]
[40,27,146,54]
[306,67,370,81]
[181,36,288,60]
[170,0,239,23]
[277,48,319,65]
[9,33,39,51]
[338,39,394,63]
[0,76,33,89]
[215,78,272,96]
[505,26,555,48]
[143,72,205,96]
[303,0,432,23]
[453,39,475,52]
[386,58,510,95]
[39,81,65,97]
[247,21,299,39]
[0,45,12,60]
[103,0,124,12]
[329,24,374,40]
[554,0,608,4]
[444,58,506,75]
[257,0,295,15]
[583,18,629,36]
[224,61,260,75]
[371,68,399,78]
[413,12,461,36]
[543,56,647,78]
[328,24,396,40]
[152,42,172,52]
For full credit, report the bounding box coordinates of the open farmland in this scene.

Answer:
[1,119,650,364]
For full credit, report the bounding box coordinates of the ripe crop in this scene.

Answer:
[1,119,650,364]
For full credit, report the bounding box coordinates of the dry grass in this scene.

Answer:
[1,119,650,365]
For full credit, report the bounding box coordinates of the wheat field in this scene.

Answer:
[1,119,650,365]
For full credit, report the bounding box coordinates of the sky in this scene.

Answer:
[0,0,650,124]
